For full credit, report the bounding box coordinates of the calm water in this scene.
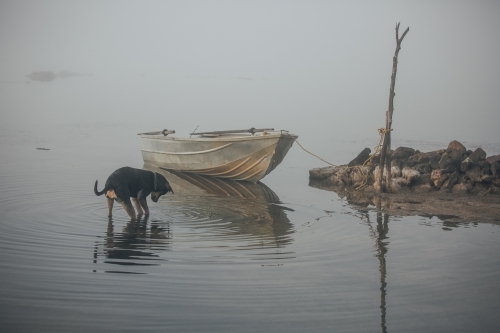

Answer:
[1,77,500,333]
[1,123,499,333]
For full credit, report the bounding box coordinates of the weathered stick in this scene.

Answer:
[377,23,409,192]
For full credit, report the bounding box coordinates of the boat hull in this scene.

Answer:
[140,132,297,182]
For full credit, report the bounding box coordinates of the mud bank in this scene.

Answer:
[309,140,500,222]
[310,182,500,223]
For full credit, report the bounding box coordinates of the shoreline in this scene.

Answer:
[309,140,500,223]
[309,180,500,223]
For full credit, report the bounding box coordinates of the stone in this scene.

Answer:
[391,166,401,178]
[471,183,490,196]
[389,179,401,193]
[402,167,420,184]
[460,157,473,173]
[309,166,337,180]
[431,169,449,188]
[413,183,433,193]
[408,150,442,165]
[348,148,371,167]
[491,186,500,195]
[486,154,500,165]
[392,147,415,160]
[414,163,431,174]
[439,149,463,173]
[392,177,407,185]
[491,162,500,176]
[414,173,431,186]
[447,140,466,154]
[351,166,370,188]
[465,165,482,183]
[440,171,459,192]
[452,183,469,194]
[469,148,486,163]
[481,165,491,177]
[391,159,402,169]
[336,167,352,186]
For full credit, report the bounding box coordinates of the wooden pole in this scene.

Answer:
[377,23,409,192]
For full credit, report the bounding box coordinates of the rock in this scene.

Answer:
[440,171,459,192]
[391,166,401,178]
[351,166,371,188]
[452,183,470,194]
[309,166,337,180]
[491,162,500,176]
[460,157,473,173]
[469,148,486,163]
[373,166,386,184]
[482,164,491,175]
[392,147,415,160]
[413,183,433,193]
[439,149,463,173]
[389,179,402,193]
[336,167,352,186]
[402,167,420,184]
[447,140,466,154]
[486,154,500,165]
[431,169,448,188]
[308,142,500,197]
[414,173,431,186]
[414,163,432,174]
[408,150,442,165]
[392,177,408,186]
[391,159,402,169]
[465,165,483,183]
[348,148,371,167]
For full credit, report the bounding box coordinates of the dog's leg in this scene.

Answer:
[119,198,137,220]
[107,197,114,217]
[139,198,150,215]
[131,198,144,216]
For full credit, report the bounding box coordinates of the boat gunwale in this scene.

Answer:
[139,132,298,143]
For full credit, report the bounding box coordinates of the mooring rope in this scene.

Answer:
[285,127,392,190]
[285,135,339,167]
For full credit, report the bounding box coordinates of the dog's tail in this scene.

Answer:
[94,180,108,196]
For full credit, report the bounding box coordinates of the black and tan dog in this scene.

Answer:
[94,167,173,219]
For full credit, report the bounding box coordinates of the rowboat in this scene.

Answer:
[139,128,297,183]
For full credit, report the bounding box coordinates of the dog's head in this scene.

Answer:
[150,174,174,203]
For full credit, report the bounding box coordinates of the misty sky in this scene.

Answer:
[1,0,499,146]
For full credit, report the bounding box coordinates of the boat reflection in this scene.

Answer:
[144,165,295,249]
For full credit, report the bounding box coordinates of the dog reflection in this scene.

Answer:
[103,216,171,264]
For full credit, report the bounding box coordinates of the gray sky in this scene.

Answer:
[1,0,499,145]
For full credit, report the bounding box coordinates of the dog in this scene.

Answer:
[94,167,173,219]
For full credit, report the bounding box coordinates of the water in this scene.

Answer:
[1,80,500,332]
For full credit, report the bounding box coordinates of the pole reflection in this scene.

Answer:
[347,196,389,333]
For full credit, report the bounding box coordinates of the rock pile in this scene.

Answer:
[309,140,500,196]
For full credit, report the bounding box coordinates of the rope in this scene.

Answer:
[286,127,393,190]
[354,128,392,189]
[286,135,339,167]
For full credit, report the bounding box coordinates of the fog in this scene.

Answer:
[1,0,499,149]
